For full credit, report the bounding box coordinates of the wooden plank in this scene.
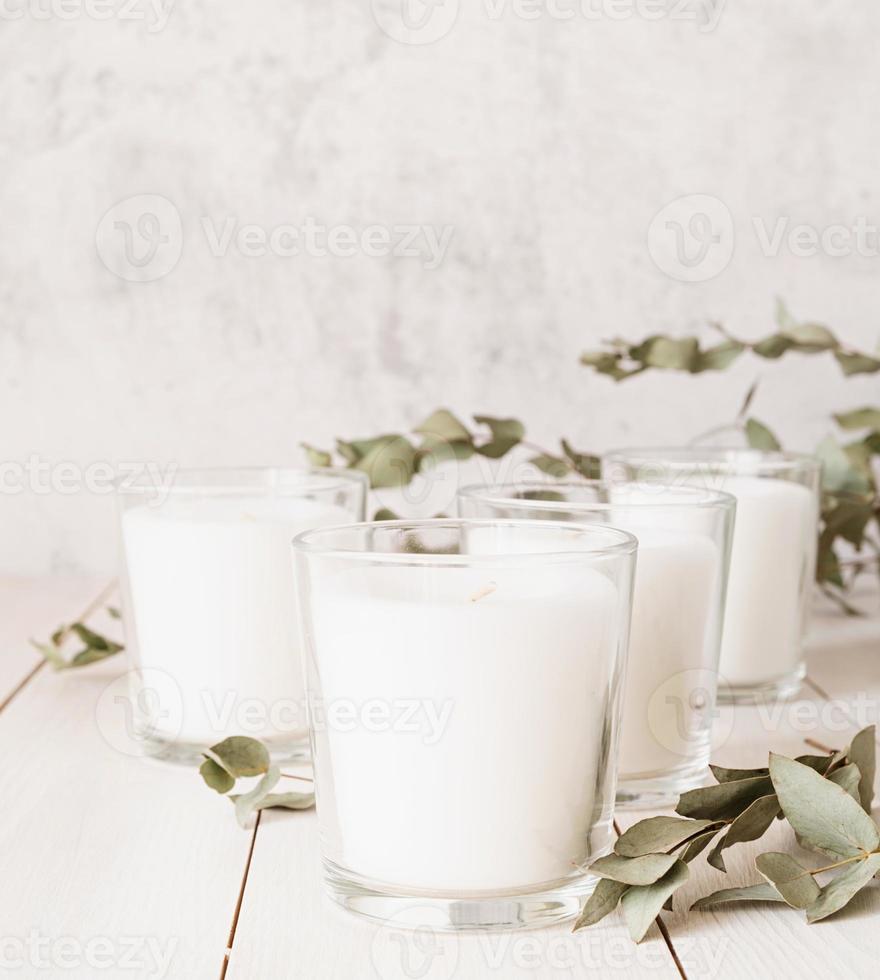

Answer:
[0,602,252,980]
[0,575,106,706]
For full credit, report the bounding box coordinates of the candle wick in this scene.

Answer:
[469,581,497,603]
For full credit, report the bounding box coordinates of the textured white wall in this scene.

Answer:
[2,0,879,573]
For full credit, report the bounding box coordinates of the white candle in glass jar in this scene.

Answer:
[122,496,353,745]
[715,476,817,686]
[309,563,621,892]
[615,528,719,776]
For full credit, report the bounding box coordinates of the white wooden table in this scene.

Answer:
[1,577,878,980]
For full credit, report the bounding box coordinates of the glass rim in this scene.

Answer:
[292,517,638,566]
[603,446,820,476]
[114,466,367,496]
[458,480,737,513]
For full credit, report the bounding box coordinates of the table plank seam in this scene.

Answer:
[220,810,263,979]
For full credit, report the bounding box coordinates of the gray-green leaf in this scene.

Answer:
[473,415,524,458]
[414,409,472,444]
[691,882,786,910]
[572,877,628,931]
[591,852,680,886]
[806,853,880,923]
[708,795,781,872]
[614,816,720,858]
[204,736,271,779]
[199,758,235,795]
[677,775,773,821]
[755,852,821,909]
[846,726,876,813]
[710,764,769,783]
[620,861,689,942]
[681,829,722,863]
[828,763,862,802]
[745,418,782,451]
[231,766,281,828]
[255,790,315,813]
[769,753,880,858]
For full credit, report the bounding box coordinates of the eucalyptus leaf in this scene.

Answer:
[806,853,880,923]
[697,340,745,372]
[835,408,880,431]
[784,322,838,351]
[834,350,880,376]
[68,646,122,668]
[373,508,399,521]
[572,877,628,931]
[709,764,769,783]
[561,439,601,479]
[353,436,418,489]
[637,336,700,372]
[619,861,689,943]
[529,454,570,477]
[708,795,781,871]
[199,758,235,795]
[769,753,880,859]
[204,736,270,779]
[691,882,786,910]
[29,640,65,670]
[414,409,472,444]
[615,816,719,858]
[755,852,821,909]
[753,334,793,359]
[745,418,782,451]
[31,622,124,671]
[827,763,862,802]
[300,443,332,468]
[677,775,773,821]
[231,766,281,828]
[473,416,524,458]
[591,851,679,886]
[680,829,722,863]
[846,725,876,813]
[255,790,315,813]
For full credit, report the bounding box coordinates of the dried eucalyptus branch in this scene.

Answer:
[199,736,314,827]
[31,615,124,670]
[575,726,877,942]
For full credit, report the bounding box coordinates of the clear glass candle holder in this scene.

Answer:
[293,518,637,931]
[603,449,821,705]
[116,467,366,765]
[458,482,736,808]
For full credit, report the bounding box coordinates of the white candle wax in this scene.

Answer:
[615,527,719,777]
[714,476,817,686]
[122,496,353,744]
[309,563,621,892]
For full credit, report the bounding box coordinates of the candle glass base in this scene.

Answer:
[616,758,710,809]
[717,662,806,705]
[134,727,311,768]
[322,858,597,931]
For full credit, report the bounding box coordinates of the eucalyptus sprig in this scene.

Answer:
[302,410,600,488]
[580,300,880,380]
[199,736,314,827]
[31,615,124,670]
[575,726,877,942]
[302,303,880,613]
